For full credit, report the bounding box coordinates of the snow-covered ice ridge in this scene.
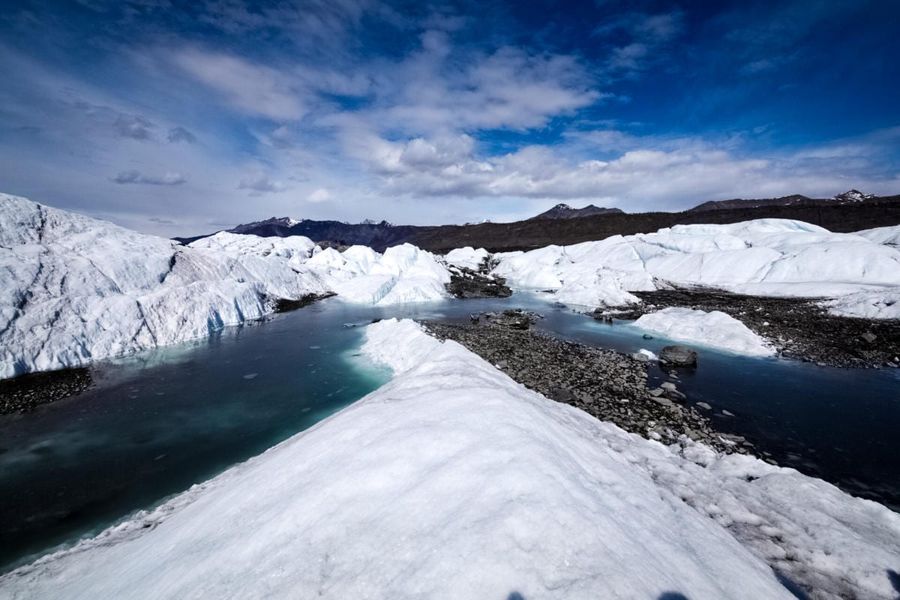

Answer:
[491,219,900,318]
[2,319,897,599]
[0,194,450,378]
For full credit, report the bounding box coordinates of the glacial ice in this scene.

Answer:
[0,194,450,378]
[4,192,898,379]
[491,219,900,318]
[854,224,900,247]
[633,307,776,357]
[2,319,897,599]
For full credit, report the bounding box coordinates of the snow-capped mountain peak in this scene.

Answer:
[834,189,874,203]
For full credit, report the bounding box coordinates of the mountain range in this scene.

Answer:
[177,191,900,252]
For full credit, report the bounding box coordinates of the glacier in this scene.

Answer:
[491,219,900,319]
[3,192,899,379]
[1,319,897,599]
[0,194,451,379]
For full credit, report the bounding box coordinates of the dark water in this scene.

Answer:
[1,294,898,573]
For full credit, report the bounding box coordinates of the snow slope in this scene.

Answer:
[633,308,775,357]
[854,224,900,247]
[3,319,898,599]
[492,219,900,317]
[820,289,900,320]
[0,194,451,378]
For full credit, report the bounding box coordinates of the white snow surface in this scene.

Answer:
[854,224,900,247]
[444,246,489,270]
[820,289,900,320]
[3,319,898,599]
[633,308,776,357]
[492,219,900,317]
[0,194,450,378]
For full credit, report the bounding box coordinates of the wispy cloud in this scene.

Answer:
[238,173,286,194]
[595,10,685,75]
[167,126,196,143]
[169,48,308,120]
[112,170,187,185]
[113,115,155,140]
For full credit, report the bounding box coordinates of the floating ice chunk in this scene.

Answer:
[633,307,775,357]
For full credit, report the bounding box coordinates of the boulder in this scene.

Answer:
[660,345,698,367]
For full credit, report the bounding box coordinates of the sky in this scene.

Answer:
[1,0,899,235]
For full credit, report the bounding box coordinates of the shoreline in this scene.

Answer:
[0,368,92,415]
[425,310,748,454]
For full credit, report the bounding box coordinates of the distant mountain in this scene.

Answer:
[689,190,879,212]
[177,192,900,253]
[689,194,814,212]
[530,203,624,220]
[230,216,302,235]
[834,189,874,203]
[176,217,419,251]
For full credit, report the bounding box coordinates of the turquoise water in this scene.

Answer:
[0,300,389,572]
[1,294,898,573]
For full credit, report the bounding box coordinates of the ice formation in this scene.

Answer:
[492,219,900,318]
[444,246,489,270]
[0,194,450,378]
[633,308,776,357]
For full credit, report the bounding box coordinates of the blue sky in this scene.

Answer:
[1,0,898,234]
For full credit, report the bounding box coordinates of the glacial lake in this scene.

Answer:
[1,293,898,573]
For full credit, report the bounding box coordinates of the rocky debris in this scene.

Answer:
[660,345,699,368]
[425,315,744,453]
[272,292,336,313]
[591,306,645,321]
[472,308,541,329]
[632,288,900,368]
[445,262,512,299]
[0,368,92,415]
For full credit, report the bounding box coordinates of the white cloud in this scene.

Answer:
[370,43,601,133]
[307,187,331,203]
[344,129,897,211]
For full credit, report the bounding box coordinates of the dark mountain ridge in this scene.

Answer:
[529,203,624,220]
[175,191,900,253]
[689,190,877,212]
